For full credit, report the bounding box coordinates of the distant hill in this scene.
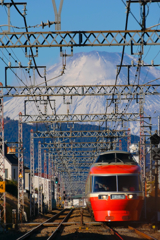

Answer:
[4,117,140,170]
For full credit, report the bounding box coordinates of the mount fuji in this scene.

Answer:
[4,51,160,135]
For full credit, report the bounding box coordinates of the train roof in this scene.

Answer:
[98,150,130,155]
[90,164,141,175]
[94,150,138,165]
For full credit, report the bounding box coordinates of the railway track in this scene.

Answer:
[104,225,158,240]
[14,208,158,240]
[16,209,73,240]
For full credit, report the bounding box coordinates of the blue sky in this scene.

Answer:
[1,0,160,85]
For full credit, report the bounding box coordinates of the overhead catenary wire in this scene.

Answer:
[10,0,57,111]
[104,0,131,123]
[121,0,141,27]
[1,3,48,116]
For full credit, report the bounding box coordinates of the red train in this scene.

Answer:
[85,150,144,222]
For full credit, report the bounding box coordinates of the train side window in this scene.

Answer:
[118,175,141,192]
[92,176,116,192]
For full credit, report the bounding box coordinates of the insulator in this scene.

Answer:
[44,68,46,76]
[18,62,21,67]
[28,60,32,68]
[41,21,44,29]
[141,60,144,66]
[23,5,27,16]
[116,67,118,75]
[8,62,11,68]
[47,20,51,28]
[151,60,154,66]
[131,60,134,67]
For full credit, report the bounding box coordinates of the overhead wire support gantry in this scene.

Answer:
[1,29,160,48]
[3,84,160,97]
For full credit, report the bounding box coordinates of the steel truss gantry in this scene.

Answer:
[1,30,160,48]
[51,151,98,157]
[21,112,140,124]
[3,84,160,97]
[34,129,129,138]
[41,141,117,149]
[53,157,94,164]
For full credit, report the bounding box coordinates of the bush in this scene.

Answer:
[6,180,18,197]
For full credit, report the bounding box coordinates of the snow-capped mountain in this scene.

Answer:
[4,51,160,135]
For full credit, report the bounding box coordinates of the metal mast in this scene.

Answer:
[18,112,24,222]
[0,83,6,224]
[119,139,122,151]
[158,116,160,189]
[44,150,47,210]
[139,98,145,187]
[38,141,42,214]
[52,0,64,30]
[30,129,35,217]
[127,128,131,152]
[48,152,52,211]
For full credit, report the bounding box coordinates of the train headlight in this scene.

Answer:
[128,194,137,199]
[98,195,108,200]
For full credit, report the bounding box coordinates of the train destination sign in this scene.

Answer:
[0,181,5,193]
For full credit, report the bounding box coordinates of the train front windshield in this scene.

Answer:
[118,175,141,192]
[92,175,142,192]
[93,176,116,192]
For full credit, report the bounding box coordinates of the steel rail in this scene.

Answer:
[1,30,160,48]
[128,226,157,240]
[16,209,65,240]
[47,209,73,240]
[103,225,124,240]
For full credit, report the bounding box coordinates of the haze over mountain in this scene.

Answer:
[4,51,160,135]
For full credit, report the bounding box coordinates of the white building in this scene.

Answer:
[3,144,19,182]
[24,170,55,206]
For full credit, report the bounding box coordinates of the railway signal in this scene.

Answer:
[55,177,58,184]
